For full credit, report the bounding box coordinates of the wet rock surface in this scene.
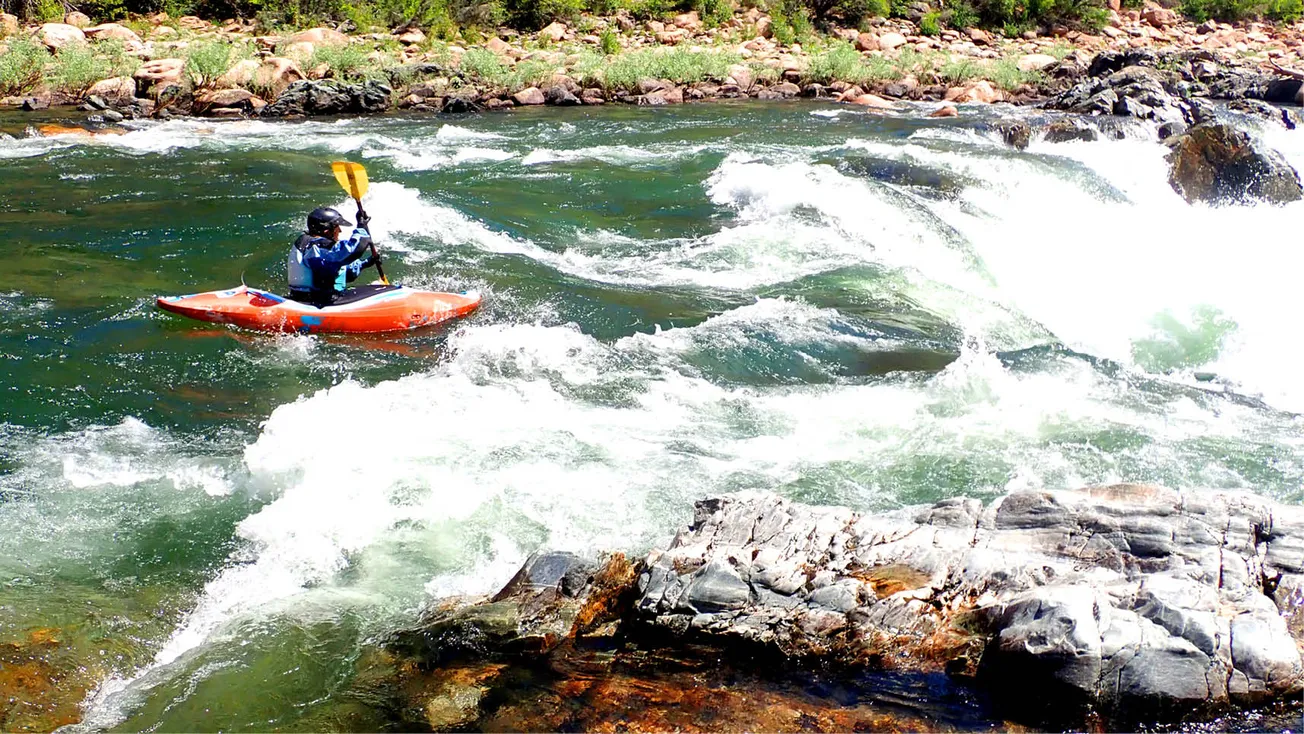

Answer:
[634,487,1304,727]
[1165,122,1302,205]
[1045,49,1304,132]
[394,486,1304,730]
[258,79,392,117]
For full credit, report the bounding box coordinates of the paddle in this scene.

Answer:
[330,160,388,285]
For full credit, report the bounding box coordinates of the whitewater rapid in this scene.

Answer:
[9,104,1295,728]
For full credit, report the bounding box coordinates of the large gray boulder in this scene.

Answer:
[1165,122,1302,205]
[634,486,1304,726]
[259,79,392,117]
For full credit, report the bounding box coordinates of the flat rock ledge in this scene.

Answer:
[395,485,1304,729]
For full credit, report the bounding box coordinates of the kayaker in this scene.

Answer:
[287,206,380,306]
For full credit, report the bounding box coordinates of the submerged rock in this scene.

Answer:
[1165,123,1302,205]
[1042,117,1099,143]
[259,79,392,117]
[393,551,637,664]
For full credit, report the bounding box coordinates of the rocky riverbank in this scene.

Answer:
[5,4,1304,121]
[384,485,1304,731]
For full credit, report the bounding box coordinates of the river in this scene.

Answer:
[1,100,1301,730]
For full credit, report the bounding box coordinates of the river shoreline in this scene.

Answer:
[4,5,1304,125]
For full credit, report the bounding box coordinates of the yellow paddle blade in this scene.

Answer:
[330,161,369,200]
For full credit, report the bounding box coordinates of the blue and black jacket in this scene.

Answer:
[287,228,374,305]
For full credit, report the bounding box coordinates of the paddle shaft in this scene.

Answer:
[352,196,387,284]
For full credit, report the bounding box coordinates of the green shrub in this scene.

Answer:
[459,45,508,85]
[599,26,620,54]
[769,0,811,43]
[312,41,373,80]
[1267,0,1302,20]
[184,39,247,87]
[0,35,49,96]
[47,42,114,97]
[501,0,583,27]
[1180,0,1275,20]
[919,8,940,33]
[580,47,738,90]
[805,41,861,84]
[946,0,978,25]
[961,0,1107,32]
[626,0,671,19]
[696,0,732,24]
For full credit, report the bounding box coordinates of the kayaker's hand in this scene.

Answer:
[364,254,381,269]
[356,212,371,231]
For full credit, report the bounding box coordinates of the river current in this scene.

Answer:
[1,101,1301,730]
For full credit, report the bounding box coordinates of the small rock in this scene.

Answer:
[513,87,545,105]
[994,119,1031,149]
[102,109,124,122]
[1018,53,1058,72]
[930,104,958,117]
[63,11,90,27]
[287,27,348,46]
[878,32,908,51]
[1,12,18,36]
[83,23,144,51]
[855,32,879,52]
[849,93,897,109]
[397,28,426,45]
[21,95,50,111]
[539,21,567,43]
[1043,118,1098,143]
[544,85,580,106]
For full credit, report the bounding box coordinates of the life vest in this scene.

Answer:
[287,233,318,291]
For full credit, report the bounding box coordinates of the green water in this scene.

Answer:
[1,102,1301,730]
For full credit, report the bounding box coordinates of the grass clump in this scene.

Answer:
[459,46,509,85]
[987,56,1039,90]
[578,47,738,91]
[0,35,50,96]
[598,26,620,54]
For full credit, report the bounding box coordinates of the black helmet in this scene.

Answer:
[307,206,352,236]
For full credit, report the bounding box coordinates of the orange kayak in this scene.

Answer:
[157,285,481,334]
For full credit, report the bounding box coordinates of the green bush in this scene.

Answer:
[0,35,49,96]
[47,42,115,97]
[805,41,861,83]
[312,41,373,79]
[1267,0,1302,20]
[599,26,620,53]
[501,0,583,27]
[184,39,247,87]
[961,0,1107,32]
[769,0,811,43]
[579,47,737,90]
[459,45,508,84]
[946,0,978,25]
[696,0,732,24]
[919,8,940,32]
[1180,0,1276,20]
